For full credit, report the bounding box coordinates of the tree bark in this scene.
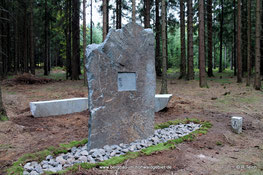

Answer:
[199,0,207,87]
[66,0,72,79]
[160,0,168,94]
[103,0,107,40]
[219,0,224,73]
[187,0,194,80]
[116,0,122,29]
[83,0,87,85]
[246,0,251,86]
[29,0,35,75]
[233,0,237,76]
[237,0,242,83]
[254,0,261,90]
[71,0,80,80]
[179,0,186,79]
[207,0,213,77]
[144,0,151,28]
[155,0,162,76]
[132,0,136,23]
[23,2,28,73]
[44,0,49,76]
[0,84,7,121]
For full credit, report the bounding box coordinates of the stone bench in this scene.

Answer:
[30,94,173,117]
[30,98,89,117]
[154,94,173,112]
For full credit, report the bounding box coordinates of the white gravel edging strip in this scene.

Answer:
[23,123,201,175]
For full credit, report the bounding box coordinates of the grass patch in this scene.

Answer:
[6,139,88,175]
[0,115,9,121]
[8,119,212,175]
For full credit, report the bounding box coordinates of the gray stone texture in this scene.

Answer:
[231,116,243,134]
[155,94,173,112]
[85,23,156,150]
[30,98,88,117]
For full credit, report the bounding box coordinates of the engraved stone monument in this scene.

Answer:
[85,23,156,150]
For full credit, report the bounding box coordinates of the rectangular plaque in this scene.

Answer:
[118,72,136,91]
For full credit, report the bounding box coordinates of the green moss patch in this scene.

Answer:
[7,139,88,175]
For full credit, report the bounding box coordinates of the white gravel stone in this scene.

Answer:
[25,123,201,175]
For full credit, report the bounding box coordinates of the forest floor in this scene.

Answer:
[0,69,263,175]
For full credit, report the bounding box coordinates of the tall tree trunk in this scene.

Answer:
[90,0,93,44]
[44,0,49,76]
[103,0,107,41]
[132,0,136,23]
[155,0,161,76]
[241,0,247,74]
[246,0,251,86]
[219,0,224,73]
[233,0,237,76]
[83,0,87,85]
[199,0,207,87]
[237,0,242,83]
[144,0,151,28]
[160,0,167,94]
[207,0,213,77]
[23,2,28,73]
[71,0,80,80]
[187,0,194,80]
[29,0,35,75]
[254,0,261,90]
[179,0,186,79]
[116,0,122,29]
[0,84,7,121]
[66,0,72,79]
[0,0,3,78]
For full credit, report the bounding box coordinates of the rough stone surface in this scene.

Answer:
[231,116,243,134]
[30,98,88,117]
[155,94,173,112]
[85,23,156,150]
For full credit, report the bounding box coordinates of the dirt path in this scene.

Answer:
[1,77,263,174]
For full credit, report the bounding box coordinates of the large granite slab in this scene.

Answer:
[86,23,156,150]
[30,98,88,117]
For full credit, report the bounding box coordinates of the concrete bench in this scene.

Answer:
[30,94,173,117]
[30,98,89,117]
[154,94,173,112]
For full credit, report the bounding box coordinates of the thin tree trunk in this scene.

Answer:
[155,0,161,76]
[103,0,107,41]
[132,0,136,23]
[116,0,122,29]
[233,0,237,76]
[24,2,28,73]
[66,0,72,79]
[44,0,49,76]
[179,0,186,79]
[246,0,251,86]
[144,0,151,28]
[90,0,93,44]
[254,0,261,90]
[207,0,213,77]
[0,84,7,121]
[237,0,242,83]
[160,0,167,94]
[71,0,80,80]
[219,0,224,73]
[83,0,87,85]
[187,0,194,80]
[29,0,35,75]
[199,0,207,87]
